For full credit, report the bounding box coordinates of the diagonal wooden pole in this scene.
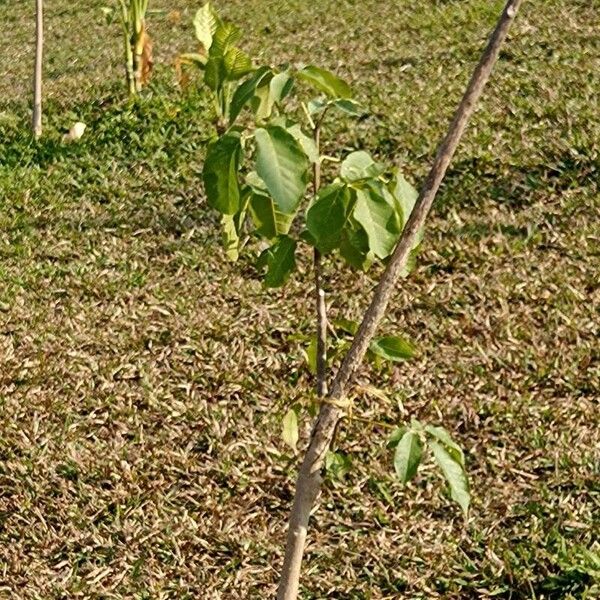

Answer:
[277,1,526,598]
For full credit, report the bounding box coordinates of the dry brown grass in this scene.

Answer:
[1,0,599,598]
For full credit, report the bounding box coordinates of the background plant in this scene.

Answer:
[104,0,153,95]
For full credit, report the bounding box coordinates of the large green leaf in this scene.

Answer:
[305,183,351,254]
[203,133,242,215]
[340,151,384,183]
[260,235,297,288]
[193,2,220,51]
[254,126,309,215]
[224,46,253,80]
[204,22,243,90]
[229,67,273,124]
[394,430,423,483]
[297,65,352,99]
[430,440,470,516]
[369,336,415,361]
[352,186,399,259]
[210,22,242,55]
[249,192,293,239]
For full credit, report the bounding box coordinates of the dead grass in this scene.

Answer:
[0,0,599,598]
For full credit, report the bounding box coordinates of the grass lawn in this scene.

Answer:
[1,0,599,598]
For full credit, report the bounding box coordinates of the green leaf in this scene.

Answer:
[305,337,317,375]
[339,220,372,271]
[369,336,415,362]
[425,426,465,467]
[286,123,319,163]
[340,151,384,183]
[260,235,297,288]
[352,186,399,259]
[392,171,419,228]
[224,46,253,80]
[193,2,220,51]
[229,67,273,124]
[210,21,242,55]
[305,184,351,254]
[249,192,293,239]
[333,318,358,336]
[324,451,352,481]
[221,213,240,261]
[282,409,299,451]
[203,133,242,215]
[254,126,309,215]
[387,426,408,448]
[430,440,470,516]
[220,191,249,261]
[297,65,352,99]
[394,430,423,483]
[250,72,293,122]
[333,99,365,117]
[270,72,294,104]
[204,22,243,90]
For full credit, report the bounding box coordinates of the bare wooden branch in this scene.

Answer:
[277,1,525,598]
[32,0,43,138]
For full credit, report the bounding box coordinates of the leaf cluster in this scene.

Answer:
[192,5,421,287]
[390,420,470,516]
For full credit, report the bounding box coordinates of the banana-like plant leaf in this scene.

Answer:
[193,2,220,51]
[298,65,352,99]
[211,21,241,55]
[203,133,242,215]
[369,336,415,362]
[394,430,423,483]
[430,440,470,517]
[224,46,253,80]
[254,126,309,215]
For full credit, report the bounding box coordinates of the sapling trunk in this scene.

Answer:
[32,0,43,137]
[312,123,328,397]
[277,1,526,598]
